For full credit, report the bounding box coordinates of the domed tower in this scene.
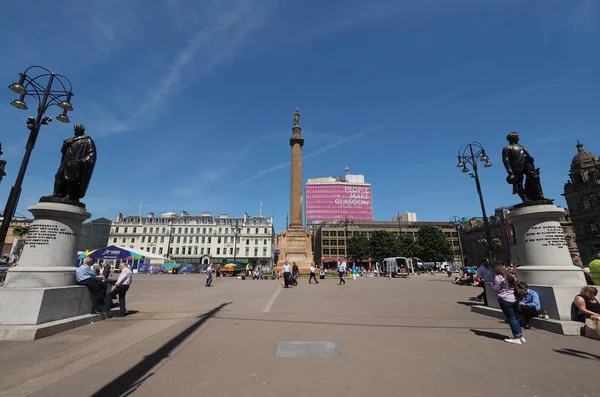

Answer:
[563,140,600,264]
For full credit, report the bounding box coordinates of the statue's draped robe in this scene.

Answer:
[55,135,96,199]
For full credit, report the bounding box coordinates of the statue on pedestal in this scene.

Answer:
[502,131,545,202]
[293,107,300,126]
[52,124,97,201]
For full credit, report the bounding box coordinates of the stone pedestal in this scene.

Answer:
[276,227,314,274]
[507,201,586,320]
[0,201,94,336]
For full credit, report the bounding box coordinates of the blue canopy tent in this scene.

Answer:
[77,245,167,271]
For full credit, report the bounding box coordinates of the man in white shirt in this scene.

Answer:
[76,256,106,313]
[104,262,132,316]
[282,261,291,288]
[337,261,346,285]
[309,265,319,284]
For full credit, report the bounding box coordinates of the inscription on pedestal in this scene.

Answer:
[523,225,566,248]
[25,223,76,248]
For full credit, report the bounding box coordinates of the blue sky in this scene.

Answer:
[1,0,599,232]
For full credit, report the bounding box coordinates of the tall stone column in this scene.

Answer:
[289,113,304,227]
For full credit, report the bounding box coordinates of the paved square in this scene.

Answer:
[0,274,598,397]
[277,341,343,357]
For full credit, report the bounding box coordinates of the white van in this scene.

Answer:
[382,257,413,278]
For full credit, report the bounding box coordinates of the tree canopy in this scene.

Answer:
[398,234,418,258]
[347,235,370,263]
[369,230,399,263]
[416,225,454,261]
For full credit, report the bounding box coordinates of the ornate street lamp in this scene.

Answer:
[0,66,74,253]
[232,220,241,263]
[0,143,6,183]
[449,215,466,266]
[456,142,493,254]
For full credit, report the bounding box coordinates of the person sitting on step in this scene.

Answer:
[515,281,541,329]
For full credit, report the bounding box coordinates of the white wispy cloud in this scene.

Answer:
[79,0,275,136]
[235,122,389,186]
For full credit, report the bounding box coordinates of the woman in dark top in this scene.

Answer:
[574,286,600,322]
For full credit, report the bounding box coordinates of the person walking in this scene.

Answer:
[337,261,346,285]
[104,262,132,317]
[309,265,319,284]
[282,261,291,288]
[206,264,213,287]
[102,262,112,282]
[292,262,299,279]
[492,265,525,344]
[588,253,600,285]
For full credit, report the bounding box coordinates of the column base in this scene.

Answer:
[0,286,93,325]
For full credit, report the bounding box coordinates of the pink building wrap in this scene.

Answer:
[306,184,373,222]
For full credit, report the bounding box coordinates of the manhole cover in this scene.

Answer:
[277,341,343,358]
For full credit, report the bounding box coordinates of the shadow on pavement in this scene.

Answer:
[553,348,600,361]
[456,301,483,307]
[91,302,231,397]
[469,329,506,340]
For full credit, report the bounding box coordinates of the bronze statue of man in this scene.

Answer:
[53,123,97,201]
[502,131,545,202]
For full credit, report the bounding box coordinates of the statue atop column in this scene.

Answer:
[502,131,546,202]
[293,107,300,127]
[52,123,97,201]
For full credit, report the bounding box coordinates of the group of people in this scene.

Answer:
[76,256,132,316]
[469,256,600,344]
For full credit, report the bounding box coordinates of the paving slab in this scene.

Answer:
[0,274,598,397]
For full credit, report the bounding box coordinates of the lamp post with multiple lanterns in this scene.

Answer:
[456,142,493,254]
[0,66,74,254]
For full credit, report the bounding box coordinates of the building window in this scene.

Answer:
[263,239,267,245]
[160,236,164,243]
[159,247,163,254]
[169,247,173,255]
[254,248,258,256]
[254,239,258,245]
[185,228,188,233]
[131,238,135,243]
[162,227,166,233]
[225,228,229,234]
[121,238,126,243]
[201,248,205,255]
[202,237,206,243]
[246,239,250,245]
[124,227,128,233]
[247,228,250,234]
[178,228,182,233]
[591,222,599,234]
[154,236,158,243]
[263,248,267,257]
[182,247,186,255]
[113,238,117,243]
[149,227,153,233]
[217,248,221,255]
[142,236,146,243]
[245,247,249,256]
[323,249,330,255]
[177,236,181,243]
[207,247,211,254]
[194,247,198,254]
[208,237,212,243]
[133,227,137,233]
[218,228,222,234]
[203,228,206,234]
[236,247,240,254]
[218,237,221,244]
[209,228,212,234]
[152,247,156,254]
[175,247,180,255]
[115,227,119,233]
[264,228,268,234]
[195,236,199,243]
[188,247,192,255]
[230,247,233,255]
[583,198,592,211]
[183,237,187,244]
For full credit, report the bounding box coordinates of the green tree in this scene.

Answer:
[347,235,370,264]
[415,225,454,262]
[369,230,399,264]
[398,234,418,258]
[10,226,30,265]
